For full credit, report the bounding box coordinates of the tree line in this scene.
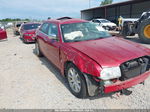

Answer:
[100,0,113,6]
[0,18,30,22]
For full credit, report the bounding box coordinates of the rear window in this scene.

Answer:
[23,24,41,30]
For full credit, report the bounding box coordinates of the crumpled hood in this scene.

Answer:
[67,37,150,67]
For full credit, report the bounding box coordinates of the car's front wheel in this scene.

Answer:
[66,63,87,98]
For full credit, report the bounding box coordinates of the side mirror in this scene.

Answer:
[51,33,57,37]
[49,34,59,41]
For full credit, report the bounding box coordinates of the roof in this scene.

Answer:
[45,18,87,24]
[81,0,144,12]
[23,22,41,25]
[94,18,107,20]
[57,17,72,20]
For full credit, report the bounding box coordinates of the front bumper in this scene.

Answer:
[25,38,35,43]
[104,71,150,93]
[103,26,116,30]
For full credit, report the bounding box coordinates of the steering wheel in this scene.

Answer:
[74,36,82,40]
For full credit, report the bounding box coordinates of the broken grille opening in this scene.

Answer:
[119,56,150,81]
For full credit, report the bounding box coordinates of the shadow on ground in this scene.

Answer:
[0,39,8,42]
[32,48,68,89]
[19,37,35,44]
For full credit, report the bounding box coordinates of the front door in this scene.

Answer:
[45,23,61,68]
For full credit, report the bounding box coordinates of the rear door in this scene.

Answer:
[0,28,7,40]
[37,23,49,56]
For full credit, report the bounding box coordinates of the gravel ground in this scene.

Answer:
[0,29,150,109]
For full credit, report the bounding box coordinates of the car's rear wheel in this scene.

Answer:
[35,41,43,57]
[66,63,87,98]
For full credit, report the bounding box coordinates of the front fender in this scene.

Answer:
[61,45,102,77]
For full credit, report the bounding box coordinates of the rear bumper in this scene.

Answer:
[0,37,7,40]
[104,71,150,93]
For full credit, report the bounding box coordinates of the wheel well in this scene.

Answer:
[64,61,73,77]
[35,38,37,42]
[64,61,100,97]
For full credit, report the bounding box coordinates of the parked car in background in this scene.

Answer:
[20,22,41,43]
[0,27,7,40]
[5,22,13,28]
[35,17,150,98]
[89,22,105,31]
[91,19,117,31]
[13,23,22,35]
[13,21,28,35]
[0,24,4,29]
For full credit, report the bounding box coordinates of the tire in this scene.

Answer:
[138,19,150,44]
[23,38,28,44]
[15,31,20,36]
[121,23,127,38]
[121,21,136,38]
[66,63,87,98]
[35,41,43,57]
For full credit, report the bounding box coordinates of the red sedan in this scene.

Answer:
[35,17,150,98]
[20,23,41,43]
[0,27,7,40]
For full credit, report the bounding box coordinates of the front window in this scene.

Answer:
[61,22,111,42]
[99,19,110,23]
[23,24,41,30]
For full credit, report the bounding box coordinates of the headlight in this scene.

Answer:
[100,67,121,80]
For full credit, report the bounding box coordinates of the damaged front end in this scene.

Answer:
[120,56,149,81]
[84,56,150,97]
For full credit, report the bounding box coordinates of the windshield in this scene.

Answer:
[61,22,111,42]
[23,24,41,30]
[99,19,110,23]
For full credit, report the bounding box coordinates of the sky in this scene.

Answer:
[0,0,126,20]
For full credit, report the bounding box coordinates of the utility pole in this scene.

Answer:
[89,0,91,8]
